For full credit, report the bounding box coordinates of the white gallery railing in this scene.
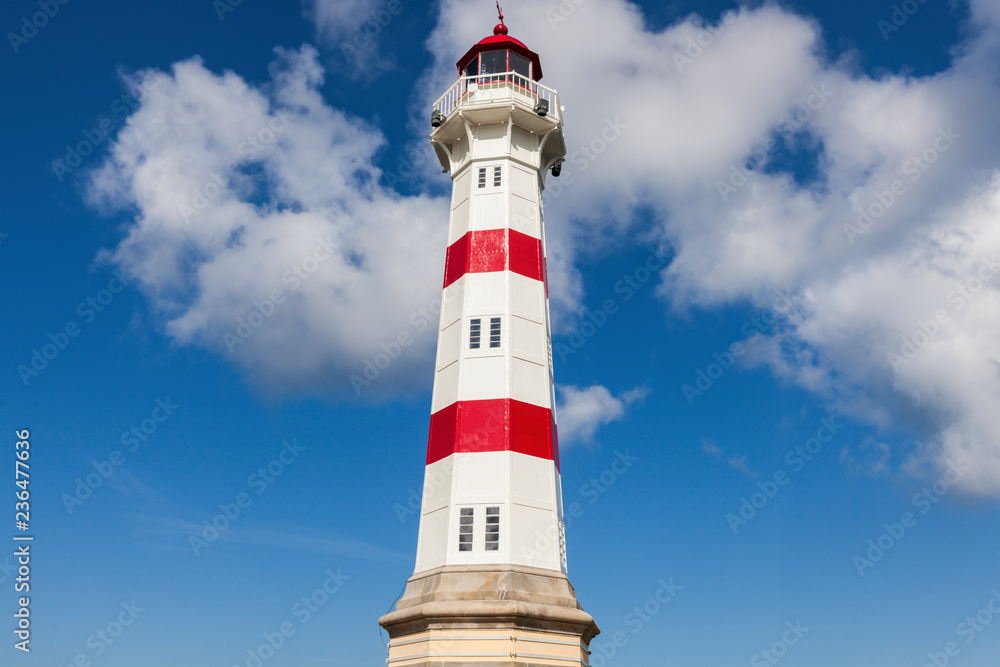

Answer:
[433,71,561,123]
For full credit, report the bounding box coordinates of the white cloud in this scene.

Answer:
[91,0,1000,493]
[556,384,648,446]
[89,46,448,397]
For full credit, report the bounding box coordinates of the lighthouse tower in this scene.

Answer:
[378,8,600,667]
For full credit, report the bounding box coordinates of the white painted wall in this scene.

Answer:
[414,82,568,575]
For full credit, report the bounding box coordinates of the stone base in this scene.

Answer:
[378,565,599,666]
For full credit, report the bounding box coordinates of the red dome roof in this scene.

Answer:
[456,26,543,81]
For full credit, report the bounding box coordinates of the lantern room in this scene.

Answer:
[428,7,565,177]
[456,19,543,83]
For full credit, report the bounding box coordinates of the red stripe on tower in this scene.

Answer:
[443,229,544,287]
[426,399,558,467]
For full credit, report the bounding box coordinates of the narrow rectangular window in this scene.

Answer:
[485,506,500,551]
[458,507,474,552]
[478,167,486,188]
[489,317,501,348]
[493,166,502,187]
[469,318,481,349]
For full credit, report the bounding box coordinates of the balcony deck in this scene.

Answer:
[433,71,562,126]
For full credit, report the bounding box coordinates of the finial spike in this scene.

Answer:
[493,2,508,35]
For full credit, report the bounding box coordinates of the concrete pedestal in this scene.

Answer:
[379,565,599,666]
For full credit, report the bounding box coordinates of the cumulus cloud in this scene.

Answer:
[556,385,649,446]
[91,0,1000,493]
[424,0,1000,496]
[422,1,824,321]
[89,46,448,397]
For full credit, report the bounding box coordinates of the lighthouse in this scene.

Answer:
[378,7,600,666]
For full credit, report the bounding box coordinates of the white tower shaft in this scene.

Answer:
[414,86,568,575]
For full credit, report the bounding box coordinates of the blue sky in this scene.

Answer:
[4,0,1000,665]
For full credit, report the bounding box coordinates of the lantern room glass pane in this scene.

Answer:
[509,52,530,79]
[480,50,507,75]
[464,59,477,78]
